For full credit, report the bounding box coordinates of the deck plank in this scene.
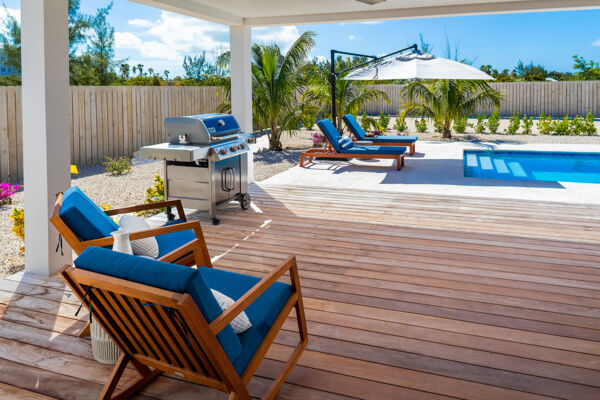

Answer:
[0,183,599,399]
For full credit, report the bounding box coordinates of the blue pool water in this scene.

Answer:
[463,150,600,183]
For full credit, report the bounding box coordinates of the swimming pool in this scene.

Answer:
[463,149,600,183]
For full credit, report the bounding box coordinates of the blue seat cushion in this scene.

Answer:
[155,219,196,258]
[74,247,242,362]
[59,186,118,241]
[343,145,407,155]
[198,267,293,375]
[317,119,343,153]
[342,114,367,140]
[365,136,418,144]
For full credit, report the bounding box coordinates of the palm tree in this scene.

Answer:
[303,59,390,132]
[252,31,316,150]
[399,79,502,138]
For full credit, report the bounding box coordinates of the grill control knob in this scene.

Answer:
[238,143,245,150]
[219,148,228,155]
[230,145,237,152]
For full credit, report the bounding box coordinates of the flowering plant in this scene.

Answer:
[312,133,326,145]
[0,183,20,206]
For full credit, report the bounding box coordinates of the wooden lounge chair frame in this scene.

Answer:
[50,192,213,338]
[60,241,308,400]
[300,132,405,171]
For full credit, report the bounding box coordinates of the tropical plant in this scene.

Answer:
[394,115,407,132]
[10,208,24,253]
[103,156,131,175]
[453,116,468,133]
[360,115,380,133]
[252,31,316,150]
[553,116,570,135]
[521,114,533,135]
[569,115,584,135]
[0,182,20,206]
[487,109,500,133]
[474,114,487,133]
[537,113,553,135]
[137,174,165,217]
[433,120,443,133]
[505,109,520,134]
[582,110,597,135]
[399,79,502,138]
[378,112,390,131]
[302,57,389,133]
[414,118,427,133]
[360,112,370,131]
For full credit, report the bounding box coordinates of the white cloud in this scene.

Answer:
[360,21,381,25]
[115,11,229,74]
[252,26,300,52]
[0,7,20,36]
[348,35,356,40]
[592,39,600,46]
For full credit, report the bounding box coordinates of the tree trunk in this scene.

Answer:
[442,118,452,139]
[268,122,283,151]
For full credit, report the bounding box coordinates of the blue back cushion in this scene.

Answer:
[74,247,242,361]
[343,114,366,140]
[59,186,118,241]
[317,119,343,152]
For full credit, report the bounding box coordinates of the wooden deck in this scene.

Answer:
[1,183,600,399]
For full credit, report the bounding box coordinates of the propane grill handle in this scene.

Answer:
[221,167,236,192]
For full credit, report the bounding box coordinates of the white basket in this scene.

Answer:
[90,320,121,364]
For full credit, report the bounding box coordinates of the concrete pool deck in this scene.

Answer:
[261,141,600,205]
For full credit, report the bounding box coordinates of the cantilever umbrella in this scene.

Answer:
[342,50,494,81]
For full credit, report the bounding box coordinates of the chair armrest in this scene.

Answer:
[80,220,203,248]
[105,200,186,222]
[158,237,212,268]
[209,256,299,334]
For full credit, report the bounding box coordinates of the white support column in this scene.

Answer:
[230,26,254,183]
[22,0,72,275]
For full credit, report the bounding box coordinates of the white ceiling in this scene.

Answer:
[130,0,600,26]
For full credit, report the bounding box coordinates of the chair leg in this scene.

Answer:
[300,154,306,167]
[410,144,415,155]
[100,354,161,400]
[261,301,308,400]
[79,322,91,338]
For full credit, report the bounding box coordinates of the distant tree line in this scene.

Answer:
[0,0,229,87]
[479,56,600,82]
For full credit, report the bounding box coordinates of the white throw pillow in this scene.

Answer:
[211,289,252,334]
[118,214,160,258]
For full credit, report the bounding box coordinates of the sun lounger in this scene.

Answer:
[343,114,418,155]
[300,119,405,170]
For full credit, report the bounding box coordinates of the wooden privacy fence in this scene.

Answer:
[0,85,222,182]
[361,81,600,117]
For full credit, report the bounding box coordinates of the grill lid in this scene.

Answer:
[164,113,241,145]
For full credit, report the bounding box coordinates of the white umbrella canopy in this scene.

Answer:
[342,51,494,81]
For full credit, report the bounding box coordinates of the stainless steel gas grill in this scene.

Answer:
[139,113,255,225]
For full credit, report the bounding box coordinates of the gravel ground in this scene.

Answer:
[1,119,598,277]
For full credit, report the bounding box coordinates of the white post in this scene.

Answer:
[22,0,72,275]
[230,26,254,183]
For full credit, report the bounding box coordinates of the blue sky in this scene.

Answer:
[2,0,600,76]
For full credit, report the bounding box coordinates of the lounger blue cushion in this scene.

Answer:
[317,119,344,152]
[343,114,418,143]
[74,247,243,362]
[155,219,196,258]
[343,145,407,155]
[199,267,293,375]
[60,186,118,241]
[342,114,368,140]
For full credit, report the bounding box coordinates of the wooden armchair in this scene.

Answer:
[61,242,308,400]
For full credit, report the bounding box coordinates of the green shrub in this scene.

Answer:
[453,116,468,133]
[394,116,407,132]
[10,208,24,253]
[303,113,317,130]
[487,109,500,133]
[553,115,570,135]
[103,156,132,176]
[433,120,443,133]
[415,118,427,133]
[505,109,520,134]
[136,174,165,217]
[569,115,584,135]
[537,113,553,135]
[361,115,380,133]
[582,110,597,135]
[360,112,370,131]
[378,112,391,131]
[474,114,487,133]
[521,114,533,135]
